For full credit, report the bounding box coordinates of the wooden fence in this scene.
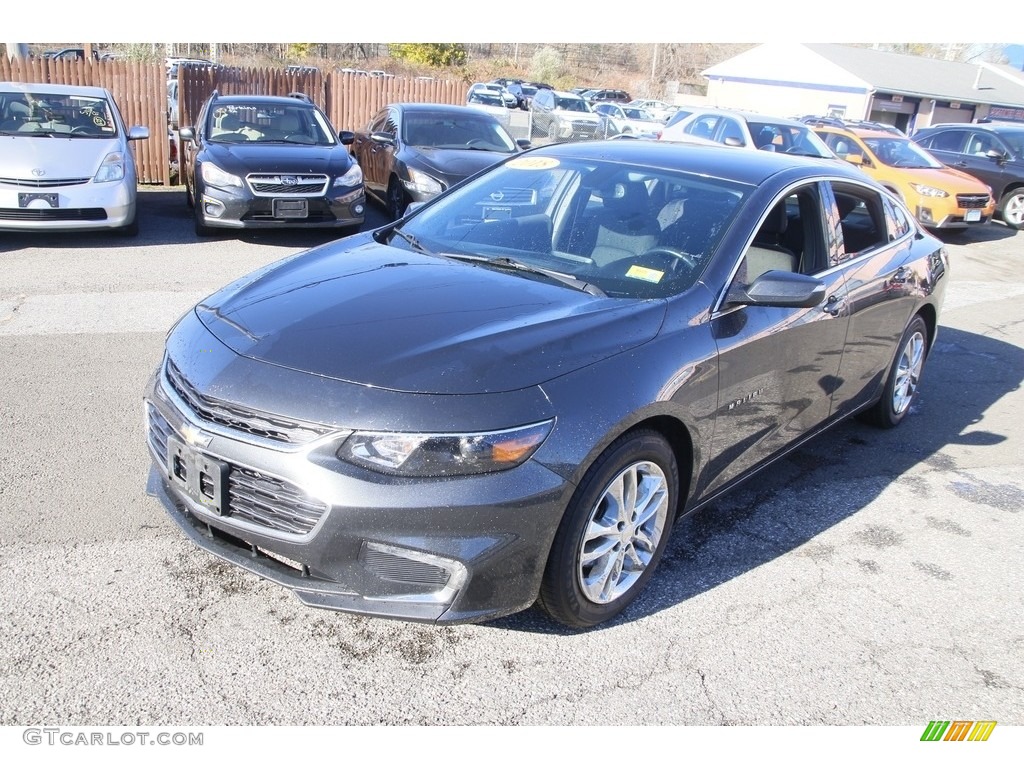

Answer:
[2,58,469,185]
[176,64,465,135]
[1,58,173,185]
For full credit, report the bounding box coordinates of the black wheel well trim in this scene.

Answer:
[554,411,697,521]
[915,302,938,352]
[1001,183,1024,200]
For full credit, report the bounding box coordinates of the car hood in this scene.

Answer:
[901,165,994,193]
[195,237,666,395]
[409,146,514,184]
[206,142,353,172]
[0,135,121,177]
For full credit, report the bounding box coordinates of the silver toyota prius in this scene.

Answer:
[145,140,947,628]
[0,81,149,235]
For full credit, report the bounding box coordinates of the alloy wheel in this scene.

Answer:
[892,330,925,416]
[576,460,669,604]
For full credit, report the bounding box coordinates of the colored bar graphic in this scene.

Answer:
[944,721,973,741]
[921,720,996,742]
[968,722,997,742]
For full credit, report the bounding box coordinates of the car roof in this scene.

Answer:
[816,125,902,141]
[213,94,318,107]
[1,81,110,98]
[527,137,869,187]
[391,102,502,116]
[919,122,1023,133]
[688,107,809,128]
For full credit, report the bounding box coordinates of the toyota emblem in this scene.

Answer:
[31,168,45,177]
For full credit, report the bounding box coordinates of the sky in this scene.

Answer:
[0,4,1011,46]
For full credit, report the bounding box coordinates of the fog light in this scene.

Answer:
[915,206,934,224]
[354,203,364,215]
[202,198,225,218]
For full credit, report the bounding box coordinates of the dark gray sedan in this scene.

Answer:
[350,102,527,221]
[145,140,948,628]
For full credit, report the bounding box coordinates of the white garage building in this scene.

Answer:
[702,43,1024,133]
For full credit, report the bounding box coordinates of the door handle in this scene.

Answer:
[822,295,844,317]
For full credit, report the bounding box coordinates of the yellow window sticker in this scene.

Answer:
[626,265,664,283]
[505,156,561,170]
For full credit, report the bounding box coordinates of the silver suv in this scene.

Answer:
[530,88,602,143]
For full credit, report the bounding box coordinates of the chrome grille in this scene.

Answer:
[246,174,328,197]
[956,194,990,209]
[0,176,91,188]
[228,466,328,535]
[164,358,330,445]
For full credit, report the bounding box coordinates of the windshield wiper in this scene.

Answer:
[390,227,435,256]
[443,253,606,296]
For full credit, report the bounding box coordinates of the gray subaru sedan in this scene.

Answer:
[145,140,947,628]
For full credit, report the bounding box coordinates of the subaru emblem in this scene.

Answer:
[281,176,297,186]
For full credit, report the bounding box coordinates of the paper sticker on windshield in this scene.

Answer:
[626,265,664,283]
[506,156,560,170]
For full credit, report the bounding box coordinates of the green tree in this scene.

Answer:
[390,43,467,68]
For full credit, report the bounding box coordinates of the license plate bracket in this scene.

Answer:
[167,436,229,516]
[273,198,308,219]
[18,192,59,208]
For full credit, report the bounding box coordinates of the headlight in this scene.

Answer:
[338,420,553,477]
[200,162,242,188]
[909,183,948,198]
[333,163,363,188]
[404,168,443,196]
[94,152,125,183]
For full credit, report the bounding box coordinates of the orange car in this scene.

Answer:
[814,125,995,229]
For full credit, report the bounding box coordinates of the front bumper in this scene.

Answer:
[0,178,136,232]
[143,330,571,624]
[197,183,365,230]
[915,200,995,229]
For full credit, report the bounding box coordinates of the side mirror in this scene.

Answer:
[846,153,865,165]
[723,136,743,148]
[338,130,355,145]
[985,148,1006,163]
[516,138,532,150]
[178,127,195,142]
[726,271,827,308]
[128,126,150,141]
[370,131,396,146]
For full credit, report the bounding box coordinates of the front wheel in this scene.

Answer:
[999,188,1024,230]
[386,177,408,222]
[862,315,928,428]
[538,430,678,628]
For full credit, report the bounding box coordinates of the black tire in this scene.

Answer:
[538,430,678,628]
[998,188,1024,230]
[116,210,139,237]
[862,315,929,429]
[184,174,195,209]
[386,177,408,222]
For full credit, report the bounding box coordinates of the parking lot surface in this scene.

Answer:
[1,188,1022,726]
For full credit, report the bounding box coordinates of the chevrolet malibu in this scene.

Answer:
[145,141,947,628]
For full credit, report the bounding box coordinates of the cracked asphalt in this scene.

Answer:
[0,188,1021,728]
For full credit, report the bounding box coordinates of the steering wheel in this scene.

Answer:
[70,126,91,135]
[466,138,492,149]
[634,247,698,272]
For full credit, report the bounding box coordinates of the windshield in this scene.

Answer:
[402,112,517,152]
[863,137,943,168]
[995,128,1024,157]
[207,102,337,145]
[389,153,749,300]
[468,92,507,108]
[748,121,833,158]
[623,108,654,121]
[0,90,117,137]
[556,97,591,113]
